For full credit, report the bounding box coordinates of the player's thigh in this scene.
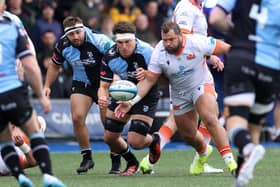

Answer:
[70,94,93,119]
[174,110,198,137]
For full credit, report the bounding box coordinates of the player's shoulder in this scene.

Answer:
[2,11,22,26]
[103,45,119,62]
[55,36,71,51]
[85,28,114,51]
[186,34,216,50]
[135,39,154,52]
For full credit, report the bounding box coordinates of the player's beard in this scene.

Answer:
[165,40,182,55]
[71,39,83,47]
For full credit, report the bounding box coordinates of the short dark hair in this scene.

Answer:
[113,22,136,35]
[63,16,83,29]
[161,21,181,35]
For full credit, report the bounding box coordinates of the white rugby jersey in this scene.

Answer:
[149,35,217,99]
[173,0,208,36]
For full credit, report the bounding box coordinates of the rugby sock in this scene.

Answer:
[120,147,138,166]
[236,152,244,176]
[159,125,173,149]
[81,148,92,161]
[110,152,121,169]
[218,145,234,163]
[197,142,208,156]
[233,129,252,152]
[1,143,24,178]
[198,122,211,144]
[30,133,52,175]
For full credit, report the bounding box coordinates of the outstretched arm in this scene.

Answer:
[114,72,159,118]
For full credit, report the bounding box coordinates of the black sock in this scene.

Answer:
[110,152,121,170]
[119,147,138,166]
[30,136,52,175]
[233,129,252,153]
[1,144,24,178]
[81,149,92,161]
[236,152,244,177]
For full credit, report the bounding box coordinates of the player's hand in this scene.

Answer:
[43,87,51,97]
[98,96,109,110]
[38,95,52,114]
[13,135,24,146]
[136,68,146,81]
[209,55,224,71]
[114,102,132,118]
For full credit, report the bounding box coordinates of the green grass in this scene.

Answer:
[2,148,280,187]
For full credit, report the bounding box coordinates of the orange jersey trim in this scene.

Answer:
[147,70,161,77]
[204,83,216,97]
[175,35,186,56]
[181,28,193,34]
[213,39,222,55]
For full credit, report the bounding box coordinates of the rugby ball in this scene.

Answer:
[109,80,137,101]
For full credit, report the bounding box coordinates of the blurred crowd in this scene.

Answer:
[7,0,178,98]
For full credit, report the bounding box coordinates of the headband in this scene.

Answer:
[115,33,135,41]
[64,23,84,35]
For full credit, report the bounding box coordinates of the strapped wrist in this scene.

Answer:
[128,95,142,106]
[19,143,31,154]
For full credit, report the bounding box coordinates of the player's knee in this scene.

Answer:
[200,113,218,128]
[72,114,85,127]
[127,132,147,149]
[104,118,125,135]
[128,120,150,136]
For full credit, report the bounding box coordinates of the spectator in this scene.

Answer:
[37,30,72,98]
[99,14,114,39]
[144,0,165,41]
[135,14,157,46]
[109,0,141,24]
[158,0,176,19]
[70,0,102,29]
[7,0,36,34]
[32,0,63,51]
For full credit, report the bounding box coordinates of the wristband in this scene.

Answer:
[19,143,31,154]
[128,95,142,106]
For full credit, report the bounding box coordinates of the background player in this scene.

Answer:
[140,0,225,175]
[0,116,46,176]
[210,0,280,186]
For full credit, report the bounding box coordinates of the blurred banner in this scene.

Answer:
[32,99,170,139]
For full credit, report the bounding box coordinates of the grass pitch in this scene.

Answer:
[1,147,279,187]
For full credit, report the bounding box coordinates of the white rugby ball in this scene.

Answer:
[109,80,138,101]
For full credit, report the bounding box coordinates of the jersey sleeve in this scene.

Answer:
[138,40,154,66]
[217,0,237,13]
[100,53,114,83]
[94,34,115,54]
[16,26,33,59]
[148,45,163,76]
[194,35,217,56]
[51,42,65,66]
